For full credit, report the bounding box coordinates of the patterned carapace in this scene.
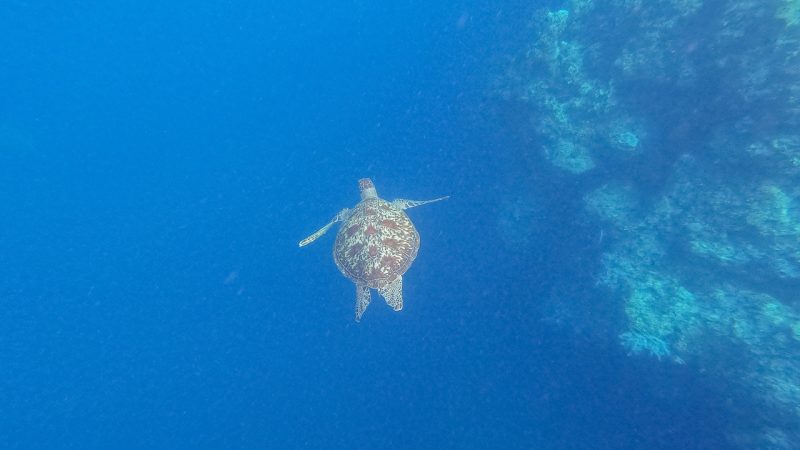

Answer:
[298,178,447,321]
[333,198,419,289]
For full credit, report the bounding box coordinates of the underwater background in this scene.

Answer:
[2,0,799,448]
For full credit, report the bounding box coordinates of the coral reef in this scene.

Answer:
[494,0,800,445]
[496,3,647,174]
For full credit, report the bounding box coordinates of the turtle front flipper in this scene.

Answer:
[391,196,449,211]
[378,276,403,312]
[355,282,371,322]
[298,208,351,247]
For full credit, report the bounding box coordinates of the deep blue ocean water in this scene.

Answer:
[4,1,792,448]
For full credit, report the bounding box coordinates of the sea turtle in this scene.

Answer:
[299,178,448,321]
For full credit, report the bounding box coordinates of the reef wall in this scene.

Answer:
[494,0,800,446]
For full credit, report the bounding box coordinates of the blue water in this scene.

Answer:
[0,1,772,448]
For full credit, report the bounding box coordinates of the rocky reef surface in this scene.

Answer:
[494,0,800,446]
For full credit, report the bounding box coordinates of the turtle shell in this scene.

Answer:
[334,198,420,288]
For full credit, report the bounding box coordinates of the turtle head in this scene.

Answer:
[358,178,378,200]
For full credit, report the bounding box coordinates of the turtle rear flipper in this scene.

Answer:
[378,276,403,312]
[355,282,371,322]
